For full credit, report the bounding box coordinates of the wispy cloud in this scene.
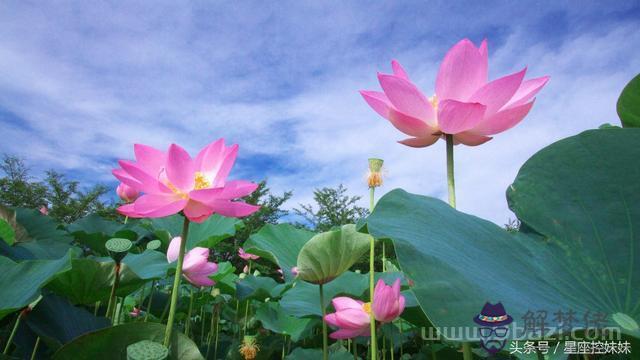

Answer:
[0,1,638,224]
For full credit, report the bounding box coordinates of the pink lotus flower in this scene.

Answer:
[243,264,249,274]
[238,247,259,261]
[116,183,140,203]
[372,279,405,323]
[129,307,141,317]
[167,236,218,287]
[324,297,371,339]
[113,138,260,223]
[39,206,48,215]
[291,266,299,277]
[361,39,549,147]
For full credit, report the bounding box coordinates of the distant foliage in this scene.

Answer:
[294,184,368,232]
[0,155,115,223]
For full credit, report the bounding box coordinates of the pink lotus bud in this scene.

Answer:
[238,247,259,261]
[129,307,141,317]
[372,279,406,323]
[167,237,218,287]
[291,266,299,277]
[39,206,48,215]
[323,297,371,339]
[116,183,140,203]
[243,265,249,274]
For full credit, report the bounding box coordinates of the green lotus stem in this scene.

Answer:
[281,335,286,359]
[114,297,123,325]
[319,283,328,360]
[124,216,129,224]
[159,288,170,323]
[462,343,472,360]
[353,340,357,360]
[3,311,23,355]
[369,187,377,360]
[94,301,100,316]
[390,334,394,360]
[243,260,253,336]
[106,263,122,321]
[445,134,456,208]
[144,281,155,322]
[200,304,205,345]
[382,335,386,360]
[382,242,386,272]
[163,217,190,347]
[29,337,40,360]
[185,287,194,335]
[214,304,220,360]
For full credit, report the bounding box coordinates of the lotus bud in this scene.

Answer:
[367,158,384,188]
[39,205,48,215]
[117,183,140,203]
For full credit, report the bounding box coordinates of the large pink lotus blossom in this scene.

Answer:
[116,183,140,203]
[324,297,371,339]
[360,39,549,147]
[238,247,259,261]
[167,236,218,287]
[113,139,260,222]
[372,279,405,323]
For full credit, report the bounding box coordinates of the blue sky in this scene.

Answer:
[1,1,639,224]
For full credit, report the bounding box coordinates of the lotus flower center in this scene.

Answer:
[429,95,438,111]
[194,171,211,190]
[166,182,188,199]
[362,302,372,315]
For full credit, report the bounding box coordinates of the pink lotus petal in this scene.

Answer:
[436,39,487,101]
[134,144,165,177]
[332,297,364,311]
[469,68,526,117]
[167,236,181,263]
[212,144,239,188]
[378,74,435,123]
[471,100,535,136]
[166,144,195,192]
[116,203,138,217]
[505,76,550,108]
[190,180,258,203]
[134,196,188,218]
[113,168,143,190]
[119,160,171,194]
[188,261,218,275]
[388,107,436,137]
[183,200,214,223]
[182,252,209,273]
[359,90,392,119]
[453,132,493,146]
[194,139,225,175]
[478,39,488,78]
[324,313,340,327]
[208,200,260,218]
[184,273,215,287]
[391,59,410,80]
[398,135,440,148]
[329,328,368,340]
[334,308,370,328]
[437,100,486,134]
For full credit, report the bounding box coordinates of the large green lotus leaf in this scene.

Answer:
[254,302,317,342]
[617,73,640,127]
[235,275,288,301]
[244,224,315,282]
[149,214,239,250]
[47,250,170,304]
[507,128,640,334]
[280,271,367,318]
[0,251,74,320]
[3,208,74,259]
[67,214,144,255]
[367,129,640,340]
[52,322,203,360]
[296,224,370,284]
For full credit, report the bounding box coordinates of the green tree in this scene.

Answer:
[0,155,115,223]
[294,184,368,232]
